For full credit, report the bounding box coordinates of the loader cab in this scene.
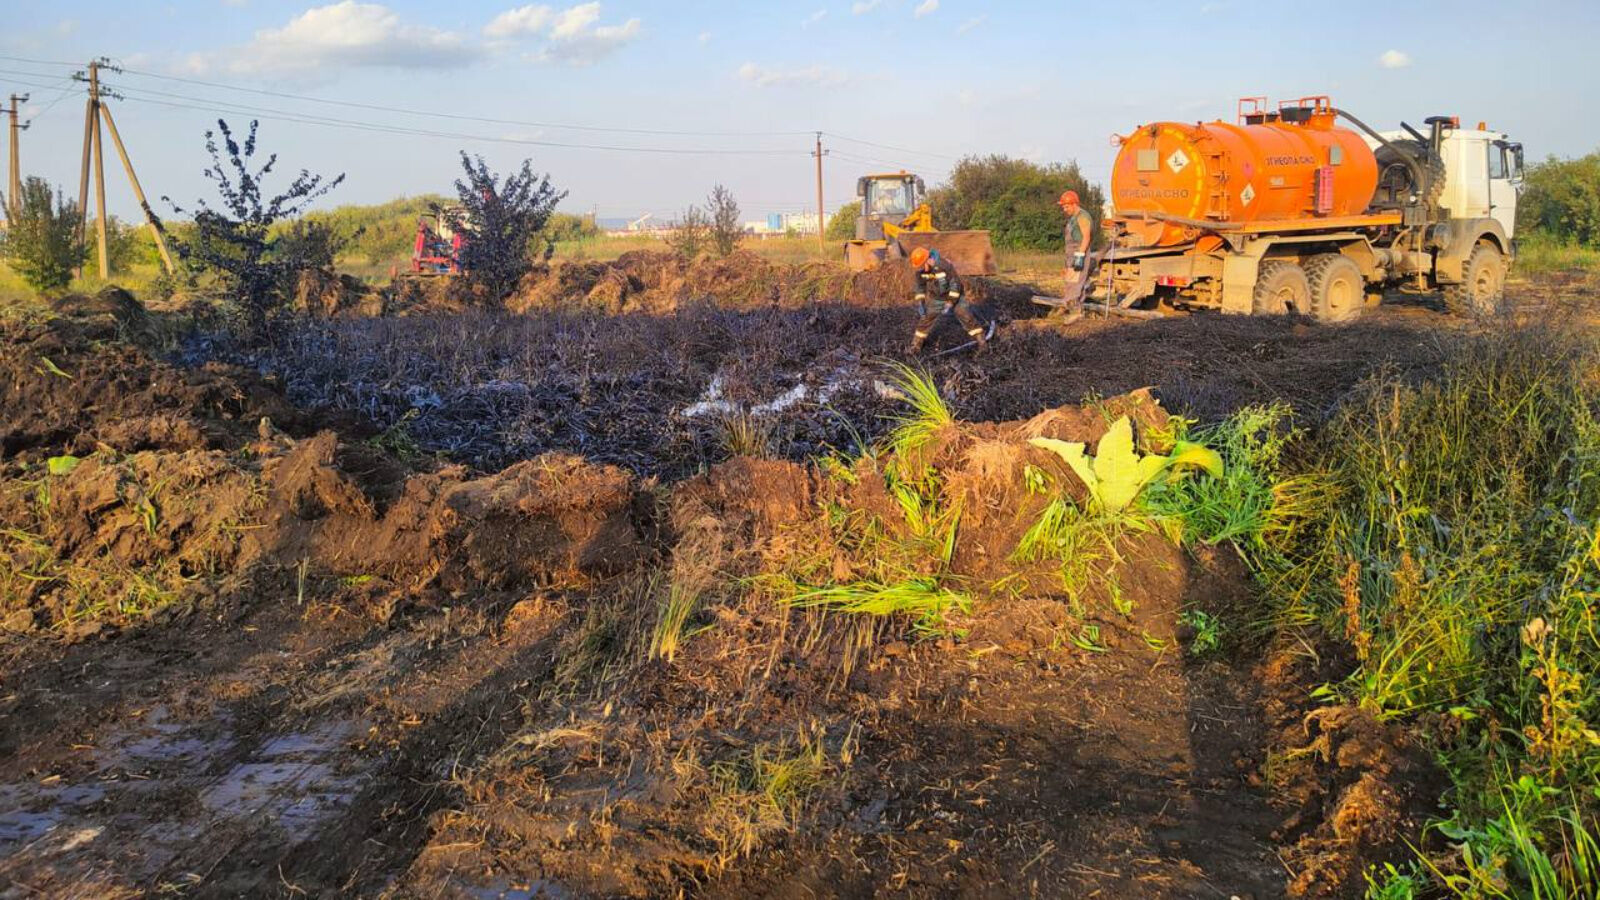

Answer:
[855,173,925,241]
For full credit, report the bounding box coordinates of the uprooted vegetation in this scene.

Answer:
[2,277,1597,898]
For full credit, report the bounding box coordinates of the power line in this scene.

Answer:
[0,58,964,167]
[106,85,810,157]
[823,131,958,162]
[0,54,80,69]
[116,66,814,139]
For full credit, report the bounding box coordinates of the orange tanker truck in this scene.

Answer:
[1072,96,1522,320]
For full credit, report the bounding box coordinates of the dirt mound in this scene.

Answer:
[48,286,149,333]
[1,404,648,633]
[0,316,304,460]
[391,388,1289,898]
[290,268,385,319]
[506,249,915,314]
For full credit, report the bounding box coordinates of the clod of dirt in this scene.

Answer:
[1256,647,1443,899]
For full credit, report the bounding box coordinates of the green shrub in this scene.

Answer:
[0,177,85,294]
[1519,150,1600,247]
[825,200,859,240]
[926,155,1104,251]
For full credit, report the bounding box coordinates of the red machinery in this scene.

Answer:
[410,207,467,275]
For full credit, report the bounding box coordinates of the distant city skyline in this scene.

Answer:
[2,0,1594,223]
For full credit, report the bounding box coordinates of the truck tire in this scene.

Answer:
[1305,254,1365,323]
[1443,243,1506,316]
[1374,139,1446,210]
[1252,261,1310,315]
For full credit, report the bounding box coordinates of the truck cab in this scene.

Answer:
[1371,125,1524,243]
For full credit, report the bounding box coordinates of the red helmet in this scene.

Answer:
[1058,190,1080,207]
[909,246,931,267]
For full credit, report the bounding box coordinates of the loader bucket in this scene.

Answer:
[894,230,998,276]
[844,240,889,273]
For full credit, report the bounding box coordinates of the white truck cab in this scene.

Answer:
[1371,125,1524,241]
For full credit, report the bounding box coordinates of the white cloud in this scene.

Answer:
[698,30,712,44]
[57,18,79,34]
[1019,143,1045,163]
[914,0,938,18]
[803,8,827,26]
[484,4,554,39]
[956,14,985,34]
[486,3,642,65]
[549,2,600,39]
[738,62,848,88]
[220,0,248,7]
[851,0,880,14]
[956,88,974,107]
[1379,49,1411,69]
[188,2,477,75]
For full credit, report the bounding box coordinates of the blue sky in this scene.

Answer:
[2,0,1595,222]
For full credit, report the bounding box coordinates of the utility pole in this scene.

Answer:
[5,93,26,222]
[813,132,826,253]
[89,62,109,278]
[73,59,174,278]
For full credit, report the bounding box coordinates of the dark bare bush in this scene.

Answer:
[165,119,345,338]
[450,153,565,302]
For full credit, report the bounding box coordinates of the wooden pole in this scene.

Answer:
[99,103,174,274]
[89,63,109,278]
[814,132,824,253]
[6,95,20,221]
[77,89,93,245]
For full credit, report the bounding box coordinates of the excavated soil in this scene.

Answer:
[1,272,1585,898]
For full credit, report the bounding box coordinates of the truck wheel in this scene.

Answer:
[1306,254,1365,323]
[1252,261,1310,315]
[1442,244,1506,316]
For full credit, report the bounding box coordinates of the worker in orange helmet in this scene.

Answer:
[1058,189,1096,318]
[906,246,989,354]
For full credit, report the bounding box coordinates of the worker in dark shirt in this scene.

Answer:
[1058,189,1096,317]
[906,246,987,354]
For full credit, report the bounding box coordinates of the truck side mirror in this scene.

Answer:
[855,177,867,200]
[1509,143,1525,183]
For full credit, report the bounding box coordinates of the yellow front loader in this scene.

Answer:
[843,171,996,275]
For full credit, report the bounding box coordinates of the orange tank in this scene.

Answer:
[1110,97,1379,247]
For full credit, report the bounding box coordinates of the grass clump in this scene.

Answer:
[1142,403,1312,559]
[883,362,953,461]
[702,733,830,869]
[784,577,970,638]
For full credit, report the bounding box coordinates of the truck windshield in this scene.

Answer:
[866,179,914,217]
